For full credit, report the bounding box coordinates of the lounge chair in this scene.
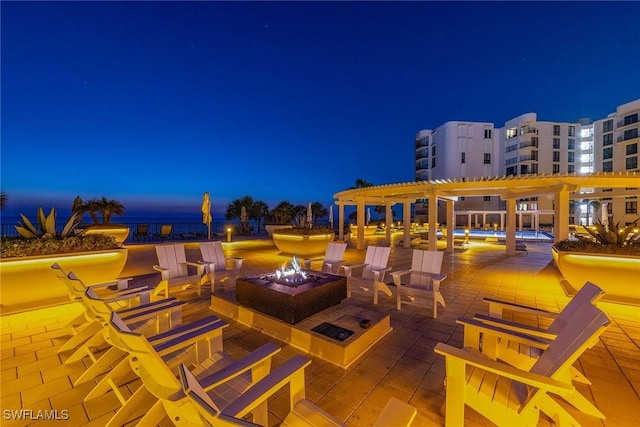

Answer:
[391,249,447,318]
[153,244,207,298]
[133,223,149,241]
[341,246,392,304]
[99,311,280,427]
[198,241,244,294]
[434,303,611,426]
[301,241,347,274]
[178,355,418,426]
[157,224,174,240]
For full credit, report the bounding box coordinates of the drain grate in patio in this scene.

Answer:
[311,322,354,342]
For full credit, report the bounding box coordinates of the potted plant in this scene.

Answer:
[271,214,335,257]
[74,196,130,243]
[264,201,295,236]
[0,207,127,313]
[551,218,640,304]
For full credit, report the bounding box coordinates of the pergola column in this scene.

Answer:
[506,198,516,255]
[554,189,570,242]
[356,199,365,250]
[385,204,393,242]
[427,193,438,251]
[445,199,454,253]
[500,212,505,231]
[338,203,345,241]
[402,201,412,248]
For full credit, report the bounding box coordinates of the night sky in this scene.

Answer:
[2,1,639,217]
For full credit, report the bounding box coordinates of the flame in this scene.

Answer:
[275,256,308,283]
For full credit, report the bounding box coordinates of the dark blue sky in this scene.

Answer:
[2,1,639,217]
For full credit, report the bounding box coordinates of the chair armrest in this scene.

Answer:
[483,296,559,319]
[148,316,224,345]
[371,266,392,282]
[152,319,228,355]
[456,317,552,351]
[391,269,412,286]
[473,314,558,340]
[434,342,573,393]
[99,287,151,304]
[226,257,244,269]
[341,262,365,277]
[153,265,169,273]
[89,277,133,291]
[183,261,201,268]
[199,342,281,390]
[222,355,311,419]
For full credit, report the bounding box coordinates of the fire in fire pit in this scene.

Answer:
[275,256,308,284]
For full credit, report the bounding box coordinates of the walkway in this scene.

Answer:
[1,236,639,426]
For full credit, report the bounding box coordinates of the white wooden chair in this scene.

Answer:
[459,281,605,383]
[177,355,418,427]
[434,303,611,426]
[198,241,244,294]
[341,246,392,304]
[101,312,280,427]
[51,263,153,354]
[154,244,206,298]
[391,249,447,318]
[302,242,347,274]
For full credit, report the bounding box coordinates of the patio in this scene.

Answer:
[1,236,639,426]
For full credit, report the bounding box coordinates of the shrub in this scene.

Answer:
[554,239,640,256]
[1,235,122,258]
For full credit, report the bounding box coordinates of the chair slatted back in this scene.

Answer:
[180,363,222,414]
[159,224,173,236]
[547,282,604,334]
[408,250,443,286]
[156,244,189,278]
[532,303,609,378]
[325,242,347,262]
[200,241,227,271]
[362,246,391,280]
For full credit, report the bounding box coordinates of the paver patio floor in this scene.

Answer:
[1,236,639,426]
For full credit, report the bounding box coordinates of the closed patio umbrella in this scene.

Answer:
[329,205,334,228]
[202,192,212,239]
[601,203,609,230]
[306,202,313,226]
[366,207,371,225]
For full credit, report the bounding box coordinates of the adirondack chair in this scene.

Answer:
[341,246,392,304]
[133,223,150,241]
[302,241,347,274]
[51,263,153,354]
[391,249,447,318]
[154,244,207,298]
[68,278,187,386]
[99,311,280,427]
[434,303,611,426]
[198,241,244,294]
[177,355,418,427]
[459,282,605,383]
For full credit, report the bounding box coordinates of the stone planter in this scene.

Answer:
[551,246,640,305]
[272,232,335,257]
[349,225,379,236]
[265,224,293,236]
[83,225,130,243]
[0,248,128,314]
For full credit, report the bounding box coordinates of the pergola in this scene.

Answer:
[333,172,640,255]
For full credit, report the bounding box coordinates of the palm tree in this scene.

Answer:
[269,201,295,224]
[252,200,270,232]
[81,199,102,225]
[350,178,374,189]
[310,201,328,226]
[71,195,84,224]
[226,195,255,222]
[97,197,126,224]
[0,192,7,210]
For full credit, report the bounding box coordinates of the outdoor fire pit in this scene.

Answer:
[236,257,347,324]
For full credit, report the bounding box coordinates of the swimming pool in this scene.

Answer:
[452,229,553,241]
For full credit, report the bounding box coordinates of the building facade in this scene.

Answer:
[414,99,640,227]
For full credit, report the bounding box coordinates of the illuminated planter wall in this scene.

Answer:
[265,224,293,236]
[272,232,335,257]
[349,225,379,236]
[84,226,130,243]
[551,246,640,304]
[0,249,128,314]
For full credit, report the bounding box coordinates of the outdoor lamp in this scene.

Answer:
[226,227,232,242]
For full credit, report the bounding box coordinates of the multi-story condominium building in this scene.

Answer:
[592,99,640,225]
[414,98,640,227]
